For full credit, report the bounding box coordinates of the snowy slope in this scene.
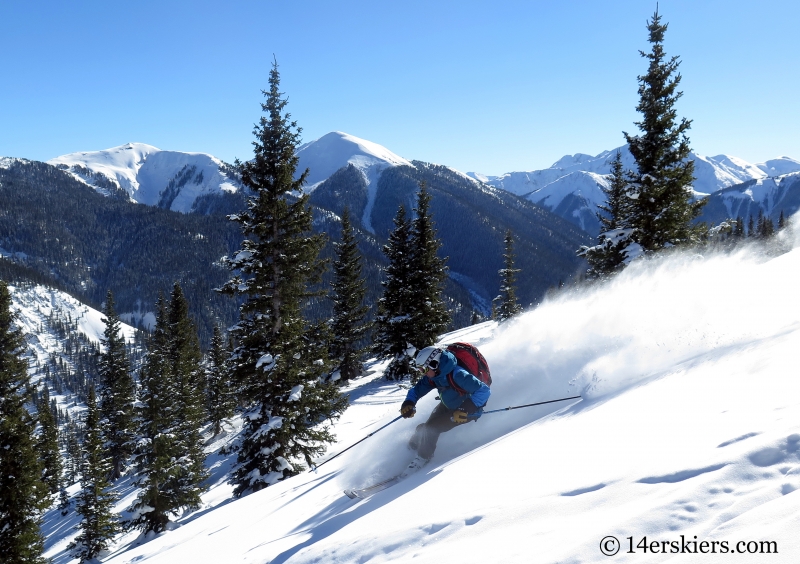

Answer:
[9,283,139,429]
[11,284,137,365]
[47,143,240,213]
[38,216,800,564]
[473,147,800,235]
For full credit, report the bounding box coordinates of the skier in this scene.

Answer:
[399,346,491,473]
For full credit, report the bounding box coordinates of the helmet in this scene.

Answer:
[414,346,443,373]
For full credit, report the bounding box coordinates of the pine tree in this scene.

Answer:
[579,150,632,278]
[0,281,48,564]
[496,230,523,321]
[130,295,180,533]
[70,386,119,562]
[408,181,450,348]
[747,215,755,238]
[130,290,209,533]
[623,8,705,254]
[166,283,209,510]
[733,216,745,239]
[98,290,136,480]
[329,207,370,382]
[220,60,347,496]
[37,384,62,494]
[205,324,235,436]
[778,210,786,230]
[372,205,416,380]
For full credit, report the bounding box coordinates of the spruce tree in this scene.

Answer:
[130,290,209,532]
[166,283,208,509]
[70,386,119,562]
[37,384,62,495]
[0,281,48,564]
[579,150,632,278]
[329,207,370,382]
[408,181,450,349]
[372,205,416,380]
[623,8,705,254]
[130,295,180,533]
[205,324,235,436]
[496,230,523,321]
[733,216,745,239]
[778,210,786,230]
[220,61,347,496]
[98,290,136,480]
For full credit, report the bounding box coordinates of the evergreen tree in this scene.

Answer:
[747,215,755,238]
[166,283,209,510]
[623,8,705,254]
[70,386,119,562]
[496,230,523,321]
[37,384,62,494]
[98,290,136,480]
[0,281,48,564]
[579,150,632,278]
[220,61,347,496]
[408,181,450,348]
[778,210,786,230]
[205,324,235,436]
[733,216,745,239]
[372,205,416,380]
[756,209,765,239]
[130,295,180,533]
[130,290,209,533]
[329,207,370,382]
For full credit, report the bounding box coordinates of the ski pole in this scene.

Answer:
[312,415,403,471]
[480,395,582,415]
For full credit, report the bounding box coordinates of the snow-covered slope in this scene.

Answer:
[9,283,139,429]
[40,216,800,564]
[48,143,240,213]
[12,284,137,364]
[473,147,800,235]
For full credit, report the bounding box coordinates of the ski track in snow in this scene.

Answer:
[39,218,800,563]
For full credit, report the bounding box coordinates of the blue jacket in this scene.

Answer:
[405,350,490,411]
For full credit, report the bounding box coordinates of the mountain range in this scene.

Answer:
[469,147,800,234]
[46,133,800,240]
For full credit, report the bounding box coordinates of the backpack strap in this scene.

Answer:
[446,371,468,396]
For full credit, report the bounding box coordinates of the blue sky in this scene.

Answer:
[2,0,798,175]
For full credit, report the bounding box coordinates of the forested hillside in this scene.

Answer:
[0,159,240,343]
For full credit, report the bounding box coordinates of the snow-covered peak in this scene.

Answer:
[549,152,598,170]
[48,142,160,194]
[297,131,413,189]
[47,143,240,213]
[756,156,800,177]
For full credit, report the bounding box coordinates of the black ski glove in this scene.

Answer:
[400,400,416,419]
[454,397,483,423]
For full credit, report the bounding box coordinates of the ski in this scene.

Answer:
[344,457,429,499]
[344,475,400,499]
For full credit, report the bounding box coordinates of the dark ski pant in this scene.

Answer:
[409,402,459,460]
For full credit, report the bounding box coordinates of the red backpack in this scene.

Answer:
[445,342,492,394]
